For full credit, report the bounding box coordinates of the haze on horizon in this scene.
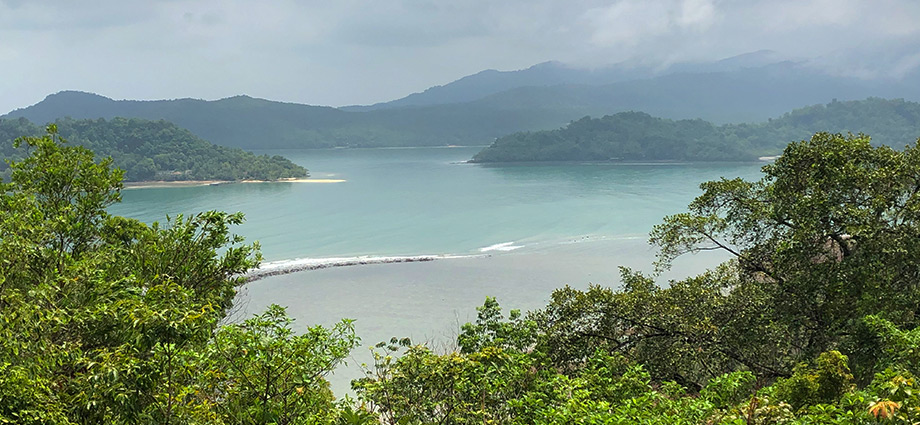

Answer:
[1,0,919,114]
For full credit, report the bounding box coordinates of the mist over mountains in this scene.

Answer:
[4,52,919,150]
[342,50,793,111]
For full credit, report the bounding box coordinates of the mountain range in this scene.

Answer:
[342,50,792,111]
[4,52,919,150]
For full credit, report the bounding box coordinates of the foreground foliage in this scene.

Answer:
[0,126,352,424]
[6,128,920,424]
[354,133,920,424]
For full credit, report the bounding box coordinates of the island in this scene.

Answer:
[0,116,308,182]
[471,98,920,162]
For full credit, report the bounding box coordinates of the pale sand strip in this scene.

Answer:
[123,178,345,189]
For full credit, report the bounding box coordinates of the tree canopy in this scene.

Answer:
[472,98,920,162]
[0,126,351,424]
[354,133,920,424]
[0,117,307,182]
[8,127,920,424]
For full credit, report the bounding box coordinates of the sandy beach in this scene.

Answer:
[123,177,345,189]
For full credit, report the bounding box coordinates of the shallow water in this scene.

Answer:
[110,146,765,394]
[113,147,763,261]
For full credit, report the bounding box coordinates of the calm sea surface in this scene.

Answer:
[111,146,765,393]
[112,146,763,261]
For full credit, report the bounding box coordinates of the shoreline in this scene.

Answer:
[123,177,345,189]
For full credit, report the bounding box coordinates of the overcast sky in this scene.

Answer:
[1,0,919,113]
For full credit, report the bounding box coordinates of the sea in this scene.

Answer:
[110,146,765,393]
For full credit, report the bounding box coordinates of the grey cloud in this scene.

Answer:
[1,0,920,114]
[0,1,156,31]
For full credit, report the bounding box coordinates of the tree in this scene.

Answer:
[194,304,358,425]
[527,133,920,389]
[0,125,353,424]
[5,124,123,267]
[354,300,543,425]
[650,132,920,379]
[531,265,791,389]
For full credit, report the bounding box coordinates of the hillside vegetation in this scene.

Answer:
[3,91,574,149]
[6,130,920,423]
[472,98,920,162]
[0,117,307,181]
[5,61,919,149]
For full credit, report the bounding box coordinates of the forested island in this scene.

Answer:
[0,117,307,182]
[5,125,920,423]
[472,97,920,162]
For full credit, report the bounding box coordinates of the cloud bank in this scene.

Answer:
[1,0,918,113]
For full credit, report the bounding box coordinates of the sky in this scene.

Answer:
[1,0,919,114]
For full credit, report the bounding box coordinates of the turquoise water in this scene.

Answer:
[113,147,764,263]
[112,146,766,394]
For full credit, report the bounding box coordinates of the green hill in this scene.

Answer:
[471,98,920,162]
[3,91,562,149]
[5,62,918,150]
[0,117,307,182]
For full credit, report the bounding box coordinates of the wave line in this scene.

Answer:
[245,254,479,282]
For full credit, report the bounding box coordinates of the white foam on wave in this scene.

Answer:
[246,254,476,282]
[479,242,524,252]
[246,235,645,282]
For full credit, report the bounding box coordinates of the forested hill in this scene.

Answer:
[3,91,568,149]
[0,117,307,182]
[6,60,918,150]
[471,98,920,162]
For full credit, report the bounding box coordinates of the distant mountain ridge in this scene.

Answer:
[341,61,653,111]
[465,61,920,124]
[5,55,919,149]
[343,50,792,111]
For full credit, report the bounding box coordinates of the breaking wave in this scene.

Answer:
[478,242,525,252]
[246,254,477,282]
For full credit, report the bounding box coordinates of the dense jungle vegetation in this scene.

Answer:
[472,97,920,162]
[0,117,307,182]
[5,127,920,424]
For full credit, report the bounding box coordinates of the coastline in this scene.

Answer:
[123,177,345,189]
